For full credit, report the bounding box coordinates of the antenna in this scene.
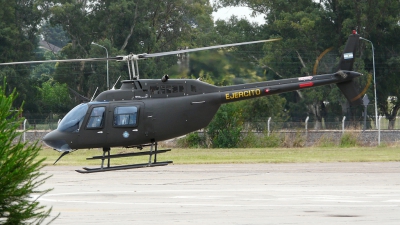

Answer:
[111,76,121,90]
[90,87,99,101]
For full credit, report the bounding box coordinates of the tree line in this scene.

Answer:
[1,0,400,129]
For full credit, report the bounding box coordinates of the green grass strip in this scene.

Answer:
[40,146,400,166]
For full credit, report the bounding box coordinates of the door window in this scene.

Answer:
[114,106,138,127]
[86,107,106,129]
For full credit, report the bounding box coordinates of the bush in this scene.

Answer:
[206,104,243,148]
[176,132,205,148]
[238,132,260,148]
[239,132,282,148]
[340,132,358,147]
[0,81,55,224]
[316,134,337,147]
[282,131,305,148]
[263,133,283,147]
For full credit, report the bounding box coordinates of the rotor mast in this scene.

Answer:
[118,54,143,80]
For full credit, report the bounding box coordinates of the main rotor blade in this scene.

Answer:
[139,38,282,58]
[0,38,281,65]
[0,57,120,66]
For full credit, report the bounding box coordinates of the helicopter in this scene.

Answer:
[1,33,363,173]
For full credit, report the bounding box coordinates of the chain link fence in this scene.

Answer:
[249,116,400,132]
[19,114,400,146]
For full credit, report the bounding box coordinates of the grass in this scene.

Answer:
[39,145,400,167]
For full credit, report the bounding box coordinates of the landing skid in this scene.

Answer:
[76,142,173,173]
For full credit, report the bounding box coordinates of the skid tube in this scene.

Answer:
[76,142,173,173]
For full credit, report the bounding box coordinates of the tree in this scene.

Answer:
[211,17,270,84]
[0,0,44,111]
[206,103,243,148]
[241,95,288,131]
[40,79,73,114]
[357,0,400,129]
[40,23,69,48]
[256,1,344,126]
[215,0,374,127]
[0,80,54,224]
[40,0,215,96]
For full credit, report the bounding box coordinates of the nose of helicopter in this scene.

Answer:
[42,130,72,152]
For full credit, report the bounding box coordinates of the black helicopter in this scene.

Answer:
[1,33,363,173]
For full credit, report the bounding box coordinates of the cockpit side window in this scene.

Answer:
[58,103,88,133]
[86,107,106,129]
[114,106,138,127]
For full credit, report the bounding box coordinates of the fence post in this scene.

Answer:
[23,119,27,142]
[305,116,309,135]
[342,116,346,134]
[378,116,383,145]
[267,117,271,136]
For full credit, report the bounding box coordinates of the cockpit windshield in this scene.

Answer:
[57,103,88,133]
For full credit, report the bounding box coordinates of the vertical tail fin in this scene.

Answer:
[338,33,359,71]
[336,33,363,105]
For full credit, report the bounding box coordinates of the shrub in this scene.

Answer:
[262,133,283,147]
[238,132,260,148]
[316,134,337,147]
[177,132,205,148]
[0,81,55,224]
[340,132,358,147]
[206,103,243,148]
[239,131,282,148]
[282,131,305,148]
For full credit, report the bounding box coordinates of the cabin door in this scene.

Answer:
[78,104,108,148]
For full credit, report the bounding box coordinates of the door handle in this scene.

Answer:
[97,131,103,134]
[191,101,205,104]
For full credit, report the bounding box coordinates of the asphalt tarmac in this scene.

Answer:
[38,163,400,225]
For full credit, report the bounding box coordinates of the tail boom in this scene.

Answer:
[220,70,362,103]
[219,32,364,105]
